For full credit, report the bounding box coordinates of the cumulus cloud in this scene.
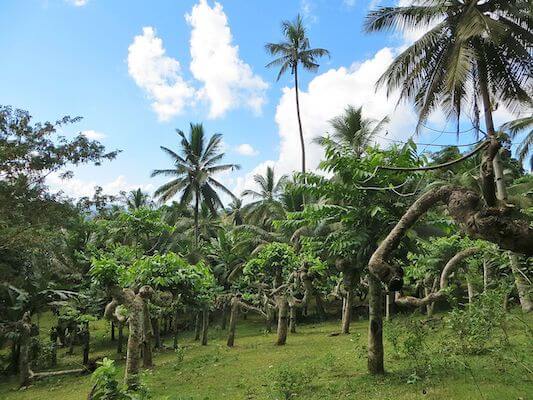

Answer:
[81,130,106,140]
[47,172,153,199]
[185,0,268,118]
[235,143,259,156]
[127,27,196,121]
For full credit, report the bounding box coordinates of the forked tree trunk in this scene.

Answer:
[227,297,239,347]
[510,253,533,312]
[276,296,289,346]
[201,306,209,346]
[367,274,384,375]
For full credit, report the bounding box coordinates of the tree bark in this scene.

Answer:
[510,253,533,312]
[152,317,161,349]
[194,312,201,341]
[367,274,384,375]
[227,297,239,347]
[141,301,153,368]
[81,323,90,366]
[201,306,209,346]
[466,277,475,304]
[289,306,297,333]
[18,313,32,387]
[276,295,289,346]
[117,323,124,354]
[341,270,355,334]
[173,310,179,350]
[385,292,395,321]
[293,63,306,177]
[478,66,508,205]
[111,321,115,341]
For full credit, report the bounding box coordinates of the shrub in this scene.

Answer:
[268,363,312,400]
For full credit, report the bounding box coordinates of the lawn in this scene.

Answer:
[1,311,532,400]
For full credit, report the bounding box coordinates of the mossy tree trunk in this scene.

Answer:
[276,295,289,346]
[367,274,384,375]
[226,296,239,347]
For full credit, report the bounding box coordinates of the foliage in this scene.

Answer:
[268,363,312,400]
[444,288,509,355]
[244,242,299,280]
[90,358,151,400]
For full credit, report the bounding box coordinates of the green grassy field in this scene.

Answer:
[1,311,532,400]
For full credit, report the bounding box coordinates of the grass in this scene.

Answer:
[1,311,532,400]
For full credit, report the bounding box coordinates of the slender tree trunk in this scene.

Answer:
[315,294,326,319]
[18,315,32,387]
[173,310,179,350]
[510,253,533,312]
[294,64,306,177]
[466,277,475,304]
[342,289,353,334]
[479,70,508,204]
[368,274,384,375]
[194,313,201,341]
[266,307,274,333]
[82,324,90,366]
[141,302,153,368]
[483,258,492,292]
[424,286,434,317]
[152,317,161,349]
[289,306,297,333]
[201,306,209,346]
[220,302,229,330]
[117,323,124,354]
[227,297,239,347]
[276,296,289,346]
[194,190,199,247]
[385,292,395,321]
[111,321,115,341]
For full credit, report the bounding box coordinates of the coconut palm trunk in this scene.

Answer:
[479,68,508,205]
[294,64,306,176]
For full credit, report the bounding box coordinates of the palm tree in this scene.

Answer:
[124,188,151,210]
[365,0,532,206]
[241,166,287,228]
[226,198,244,226]
[151,123,240,246]
[501,115,533,169]
[315,105,389,156]
[265,14,330,176]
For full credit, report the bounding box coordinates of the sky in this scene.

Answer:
[0,0,522,202]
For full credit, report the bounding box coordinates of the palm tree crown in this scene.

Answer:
[241,166,287,228]
[151,123,240,245]
[365,0,532,127]
[315,105,389,156]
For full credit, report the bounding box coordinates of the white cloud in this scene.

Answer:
[233,160,275,199]
[345,0,357,7]
[185,0,268,118]
[127,27,196,121]
[47,173,153,199]
[235,143,259,156]
[81,130,106,140]
[300,0,318,23]
[65,0,88,6]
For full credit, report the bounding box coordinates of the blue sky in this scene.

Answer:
[0,0,521,200]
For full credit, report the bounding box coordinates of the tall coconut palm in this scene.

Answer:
[265,14,330,176]
[151,123,240,246]
[315,105,389,156]
[365,0,532,206]
[242,166,287,228]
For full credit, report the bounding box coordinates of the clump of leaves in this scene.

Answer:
[89,358,151,400]
[444,288,509,355]
[268,363,312,400]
